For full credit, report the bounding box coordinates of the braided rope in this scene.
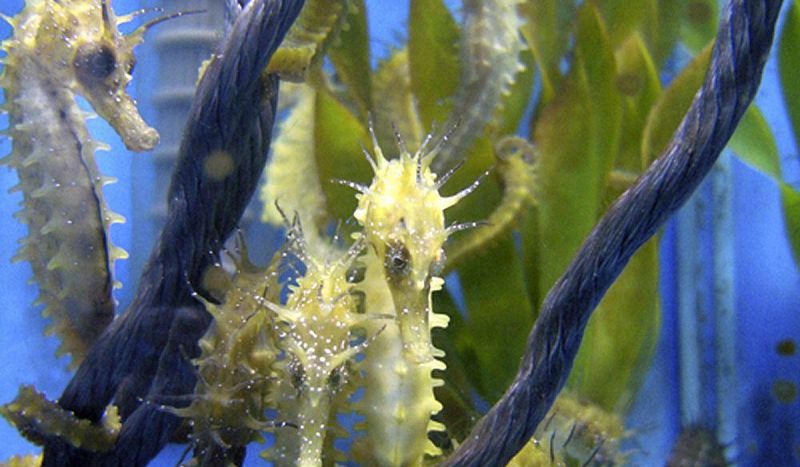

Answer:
[442,1,783,465]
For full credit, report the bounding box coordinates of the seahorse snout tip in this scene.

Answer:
[123,127,160,152]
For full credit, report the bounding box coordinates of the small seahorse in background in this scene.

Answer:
[266,0,353,82]
[432,0,526,173]
[0,0,159,365]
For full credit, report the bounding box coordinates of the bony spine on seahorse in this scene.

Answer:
[0,0,160,365]
[263,225,376,467]
[348,125,482,466]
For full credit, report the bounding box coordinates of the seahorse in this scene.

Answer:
[263,230,372,467]
[432,0,526,173]
[0,385,120,452]
[0,454,43,467]
[444,135,538,272]
[533,392,626,466]
[266,0,353,82]
[169,244,281,465]
[0,0,159,365]
[349,126,480,466]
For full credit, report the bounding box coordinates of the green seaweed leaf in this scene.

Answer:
[452,235,536,404]
[636,0,685,67]
[641,42,713,163]
[328,0,372,117]
[680,0,718,53]
[313,90,371,222]
[779,0,800,150]
[531,3,622,295]
[518,0,575,103]
[594,0,654,47]
[408,0,461,129]
[571,240,660,410]
[729,107,782,180]
[780,183,800,266]
[614,33,662,176]
[642,40,782,181]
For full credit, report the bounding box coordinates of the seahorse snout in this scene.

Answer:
[123,126,160,152]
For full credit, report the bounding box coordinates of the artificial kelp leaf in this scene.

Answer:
[727,106,800,266]
[328,0,372,117]
[261,86,329,233]
[528,73,597,299]
[779,0,800,150]
[570,240,660,410]
[518,0,575,103]
[408,0,461,129]
[642,41,781,183]
[574,5,622,178]
[454,235,536,403]
[729,106,782,180]
[439,136,535,403]
[680,0,718,53]
[593,0,654,47]
[641,41,712,163]
[531,3,622,295]
[780,183,800,266]
[313,89,371,222]
[613,33,662,176]
[639,0,685,67]
[370,49,425,150]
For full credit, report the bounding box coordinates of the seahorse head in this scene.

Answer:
[353,130,459,296]
[351,127,476,362]
[268,237,368,409]
[27,0,159,151]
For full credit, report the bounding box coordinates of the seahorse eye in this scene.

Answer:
[328,365,346,393]
[74,44,117,85]
[384,242,411,278]
[288,358,306,391]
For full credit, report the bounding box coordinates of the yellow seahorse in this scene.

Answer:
[170,244,281,465]
[349,126,481,466]
[264,229,374,467]
[0,0,158,365]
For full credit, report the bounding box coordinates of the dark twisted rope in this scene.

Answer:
[442,0,783,465]
[42,0,304,465]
